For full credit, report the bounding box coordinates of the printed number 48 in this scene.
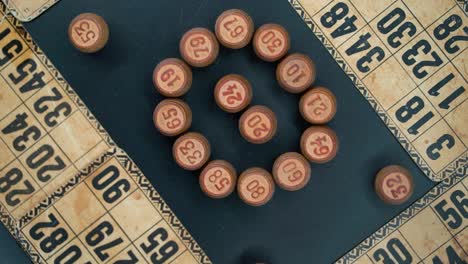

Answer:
[320,2,358,39]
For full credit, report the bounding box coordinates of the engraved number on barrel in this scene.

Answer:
[246,180,265,199]
[395,96,434,135]
[74,21,96,43]
[179,140,202,164]
[307,95,328,115]
[385,175,407,199]
[222,83,243,104]
[140,227,179,264]
[92,165,131,204]
[29,213,69,254]
[0,167,35,207]
[209,169,230,191]
[190,36,209,58]
[434,189,467,230]
[433,14,468,54]
[85,220,123,261]
[373,238,413,264]
[402,39,443,79]
[261,31,283,53]
[282,161,303,182]
[320,2,357,39]
[247,114,269,137]
[223,17,244,38]
[160,68,181,87]
[162,108,181,129]
[377,7,416,49]
[286,63,307,84]
[310,136,330,156]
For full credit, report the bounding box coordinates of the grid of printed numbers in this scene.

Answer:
[0,17,111,222]
[293,0,467,181]
[343,176,467,264]
[19,156,200,264]
[4,0,59,22]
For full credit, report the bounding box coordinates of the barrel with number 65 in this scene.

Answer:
[153,99,192,137]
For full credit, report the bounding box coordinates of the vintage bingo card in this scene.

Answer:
[335,170,467,263]
[15,148,211,264]
[0,0,113,232]
[289,0,467,182]
[1,0,61,22]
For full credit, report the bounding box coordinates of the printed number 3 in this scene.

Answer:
[426,134,455,160]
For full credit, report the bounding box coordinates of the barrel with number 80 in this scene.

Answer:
[237,167,275,206]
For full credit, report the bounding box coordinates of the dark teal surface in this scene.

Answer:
[0,0,436,263]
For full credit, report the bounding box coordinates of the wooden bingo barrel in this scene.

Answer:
[239,105,277,144]
[300,126,338,163]
[68,13,109,53]
[375,165,414,205]
[199,160,237,199]
[153,99,192,136]
[253,23,290,62]
[215,9,254,49]
[214,74,253,113]
[153,58,192,97]
[276,53,316,94]
[180,27,219,67]
[299,87,337,124]
[173,132,211,170]
[237,167,275,206]
[272,152,311,191]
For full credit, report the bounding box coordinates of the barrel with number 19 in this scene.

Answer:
[153,58,192,97]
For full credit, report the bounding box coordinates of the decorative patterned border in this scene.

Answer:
[0,1,115,147]
[14,148,115,264]
[0,3,211,263]
[0,0,115,249]
[288,0,468,262]
[288,0,467,182]
[335,156,467,263]
[2,0,61,22]
[16,148,212,264]
[0,0,116,246]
